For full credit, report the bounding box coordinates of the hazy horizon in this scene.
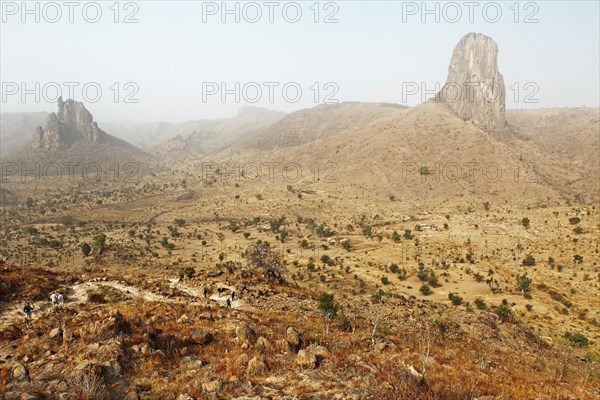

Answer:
[1,1,599,123]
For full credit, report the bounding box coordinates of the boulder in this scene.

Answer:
[10,363,30,383]
[255,336,271,352]
[202,379,221,392]
[285,327,301,352]
[124,392,140,400]
[295,350,317,369]
[49,327,62,339]
[186,330,213,345]
[62,329,74,342]
[236,323,256,346]
[246,356,268,376]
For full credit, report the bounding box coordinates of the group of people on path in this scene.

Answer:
[203,286,236,309]
[22,290,65,325]
[50,292,64,307]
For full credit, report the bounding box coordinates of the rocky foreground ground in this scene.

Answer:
[1,263,599,400]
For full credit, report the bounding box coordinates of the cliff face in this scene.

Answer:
[31,97,105,151]
[439,32,506,131]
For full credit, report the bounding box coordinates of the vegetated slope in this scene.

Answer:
[215,101,592,207]
[506,108,600,201]
[241,102,408,149]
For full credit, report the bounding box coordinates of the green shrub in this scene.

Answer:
[564,331,589,347]
[522,254,536,266]
[494,299,515,323]
[448,292,463,306]
[474,298,486,310]
[419,285,432,295]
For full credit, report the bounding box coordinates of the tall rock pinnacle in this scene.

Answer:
[31,97,106,151]
[439,33,506,131]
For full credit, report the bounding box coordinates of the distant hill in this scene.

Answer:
[506,108,600,199]
[103,106,286,152]
[3,98,154,178]
[208,100,599,206]
[241,102,407,149]
[0,112,48,155]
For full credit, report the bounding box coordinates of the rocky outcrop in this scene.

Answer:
[31,97,106,151]
[439,32,506,131]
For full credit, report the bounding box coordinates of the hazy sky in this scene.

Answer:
[1,1,599,122]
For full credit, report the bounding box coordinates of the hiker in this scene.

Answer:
[50,292,58,307]
[231,290,235,301]
[203,287,208,298]
[57,292,64,306]
[217,287,224,297]
[23,302,33,324]
[226,298,231,309]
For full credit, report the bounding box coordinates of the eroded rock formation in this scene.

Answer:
[439,32,506,131]
[32,97,105,151]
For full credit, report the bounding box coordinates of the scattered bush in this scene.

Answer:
[564,331,589,347]
[522,254,536,266]
[474,298,486,310]
[419,285,432,295]
[448,293,463,306]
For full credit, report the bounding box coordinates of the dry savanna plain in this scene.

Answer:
[1,103,600,400]
[1,34,600,400]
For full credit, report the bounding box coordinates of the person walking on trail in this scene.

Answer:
[226,298,231,309]
[231,290,235,301]
[50,292,58,307]
[203,287,208,298]
[57,292,64,307]
[23,302,33,325]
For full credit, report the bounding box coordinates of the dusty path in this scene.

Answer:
[1,278,246,327]
[168,278,244,309]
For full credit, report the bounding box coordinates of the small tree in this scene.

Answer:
[320,255,333,266]
[494,299,515,323]
[420,284,432,295]
[279,230,289,242]
[178,266,195,280]
[448,292,463,305]
[482,201,491,211]
[317,292,339,335]
[522,254,536,266]
[342,240,351,251]
[474,298,486,310]
[81,243,91,257]
[245,242,287,282]
[516,272,532,294]
[521,217,530,229]
[93,233,107,255]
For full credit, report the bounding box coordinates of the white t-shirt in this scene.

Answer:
[51,293,58,303]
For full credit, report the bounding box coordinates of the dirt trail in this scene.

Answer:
[168,278,244,309]
[1,278,246,327]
